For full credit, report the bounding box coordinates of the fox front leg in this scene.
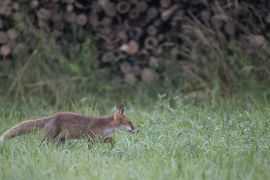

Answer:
[103,137,115,148]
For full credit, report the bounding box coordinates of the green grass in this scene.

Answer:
[0,96,269,180]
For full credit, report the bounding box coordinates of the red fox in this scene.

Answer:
[0,104,139,147]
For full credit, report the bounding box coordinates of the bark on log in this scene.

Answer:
[146,7,159,22]
[136,1,148,12]
[144,36,158,49]
[7,29,17,40]
[147,25,158,36]
[0,45,11,56]
[160,0,171,8]
[76,14,88,26]
[120,40,139,54]
[116,1,131,14]
[128,27,143,40]
[37,8,52,21]
[129,8,140,19]
[0,32,9,44]
[161,4,180,21]
[102,51,116,62]
[104,2,117,17]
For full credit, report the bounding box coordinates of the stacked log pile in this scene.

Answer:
[0,0,92,62]
[90,0,270,85]
[0,0,269,87]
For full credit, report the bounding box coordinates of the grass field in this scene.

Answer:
[0,95,269,180]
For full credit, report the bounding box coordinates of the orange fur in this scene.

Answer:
[0,105,138,148]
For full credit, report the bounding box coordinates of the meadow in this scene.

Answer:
[0,94,269,180]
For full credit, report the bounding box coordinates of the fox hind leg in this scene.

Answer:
[103,137,115,148]
[39,125,59,147]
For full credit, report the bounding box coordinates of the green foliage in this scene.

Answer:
[0,95,269,180]
[0,38,117,106]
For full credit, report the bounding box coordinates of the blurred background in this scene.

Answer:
[0,0,269,106]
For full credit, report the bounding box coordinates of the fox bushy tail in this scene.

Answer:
[0,117,51,143]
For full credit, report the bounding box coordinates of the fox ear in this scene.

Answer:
[118,104,125,115]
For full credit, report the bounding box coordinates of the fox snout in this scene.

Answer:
[129,128,139,133]
[122,125,139,133]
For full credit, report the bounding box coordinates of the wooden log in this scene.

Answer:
[0,32,9,44]
[114,53,126,62]
[51,29,62,38]
[154,19,162,27]
[144,36,158,50]
[98,0,109,8]
[12,2,20,11]
[157,34,165,42]
[0,45,11,56]
[120,40,139,54]
[248,35,266,47]
[210,14,227,30]
[129,8,140,19]
[52,13,62,22]
[141,68,158,84]
[128,27,142,40]
[265,13,270,24]
[124,17,147,29]
[13,12,24,21]
[147,25,158,36]
[136,1,148,12]
[76,14,88,26]
[152,46,163,55]
[120,62,132,74]
[66,4,74,12]
[200,10,210,22]
[124,73,137,85]
[138,49,149,58]
[116,30,128,43]
[0,0,11,7]
[160,0,171,8]
[103,2,117,17]
[49,2,60,12]
[74,0,88,11]
[0,6,12,16]
[89,13,99,27]
[30,0,39,9]
[7,29,17,40]
[37,8,52,21]
[116,1,131,14]
[132,66,141,76]
[101,17,112,27]
[146,7,159,22]
[101,51,115,63]
[128,0,138,4]
[124,19,132,29]
[63,0,75,4]
[161,4,180,21]
[104,42,115,50]
[0,0,12,16]
[65,12,76,23]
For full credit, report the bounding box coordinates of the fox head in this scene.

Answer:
[114,104,139,133]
